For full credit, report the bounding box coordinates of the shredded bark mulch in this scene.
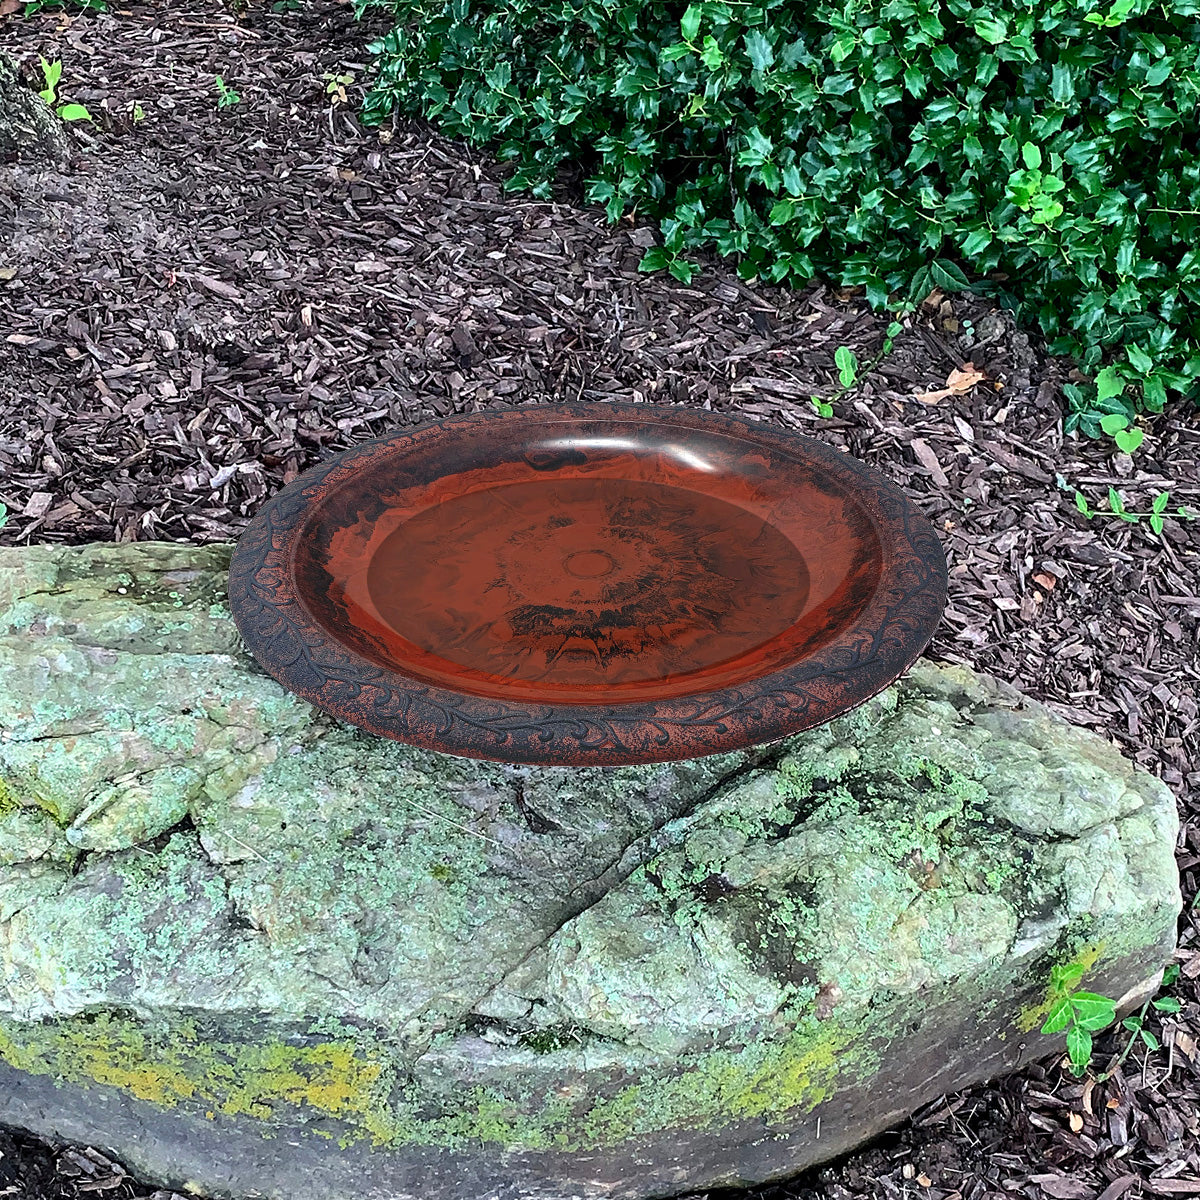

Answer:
[0,1,1198,1198]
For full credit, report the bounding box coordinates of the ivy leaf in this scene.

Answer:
[681,5,702,41]
[744,30,774,71]
[961,229,992,257]
[1099,413,1129,434]
[1126,344,1154,373]
[738,126,774,166]
[1041,998,1074,1035]
[973,16,1009,44]
[1094,366,1125,403]
[930,259,969,291]
[700,35,724,69]
[829,34,856,63]
[668,258,697,283]
[1021,142,1042,170]
[931,45,958,74]
[56,103,92,122]
[1066,1025,1093,1072]
[1143,375,1167,412]
[769,199,795,225]
[909,265,933,304]
[1051,64,1075,104]
[1114,427,1143,453]
[638,247,670,273]
[904,65,926,97]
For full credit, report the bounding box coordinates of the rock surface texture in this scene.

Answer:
[0,543,1181,1200]
[0,51,73,165]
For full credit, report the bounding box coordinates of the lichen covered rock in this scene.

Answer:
[0,543,1181,1200]
[0,51,73,166]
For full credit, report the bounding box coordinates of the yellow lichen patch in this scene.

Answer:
[0,1015,195,1105]
[724,1026,843,1119]
[0,1013,394,1141]
[78,1052,198,1105]
[0,1009,866,1154]
[220,1042,385,1126]
[580,1019,856,1146]
[0,778,18,820]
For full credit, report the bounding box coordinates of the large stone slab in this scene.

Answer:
[0,543,1180,1199]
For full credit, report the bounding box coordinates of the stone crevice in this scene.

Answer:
[460,744,789,1032]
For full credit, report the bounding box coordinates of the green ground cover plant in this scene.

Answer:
[37,58,92,122]
[1042,963,1181,1077]
[356,0,1200,430]
[22,0,105,13]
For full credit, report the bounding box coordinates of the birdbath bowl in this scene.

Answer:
[229,404,946,765]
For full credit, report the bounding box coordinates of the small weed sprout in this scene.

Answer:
[1040,961,1116,1077]
[38,58,92,123]
[834,345,858,388]
[325,71,355,106]
[1074,488,1195,537]
[1113,965,1182,1070]
[214,76,242,109]
[810,320,904,419]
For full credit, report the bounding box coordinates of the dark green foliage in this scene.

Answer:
[22,0,105,13]
[356,0,1200,424]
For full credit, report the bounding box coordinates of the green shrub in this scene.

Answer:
[357,0,1200,431]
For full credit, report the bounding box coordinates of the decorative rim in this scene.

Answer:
[228,404,947,766]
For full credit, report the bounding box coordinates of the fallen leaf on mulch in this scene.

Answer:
[914,363,987,404]
[0,0,20,17]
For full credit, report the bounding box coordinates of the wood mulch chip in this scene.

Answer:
[0,1,1198,1198]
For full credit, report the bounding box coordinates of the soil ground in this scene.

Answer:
[0,1,1198,1197]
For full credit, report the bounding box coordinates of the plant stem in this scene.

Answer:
[1097,997,1152,1082]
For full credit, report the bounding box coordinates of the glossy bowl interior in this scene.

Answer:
[297,418,883,703]
[230,405,946,764]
